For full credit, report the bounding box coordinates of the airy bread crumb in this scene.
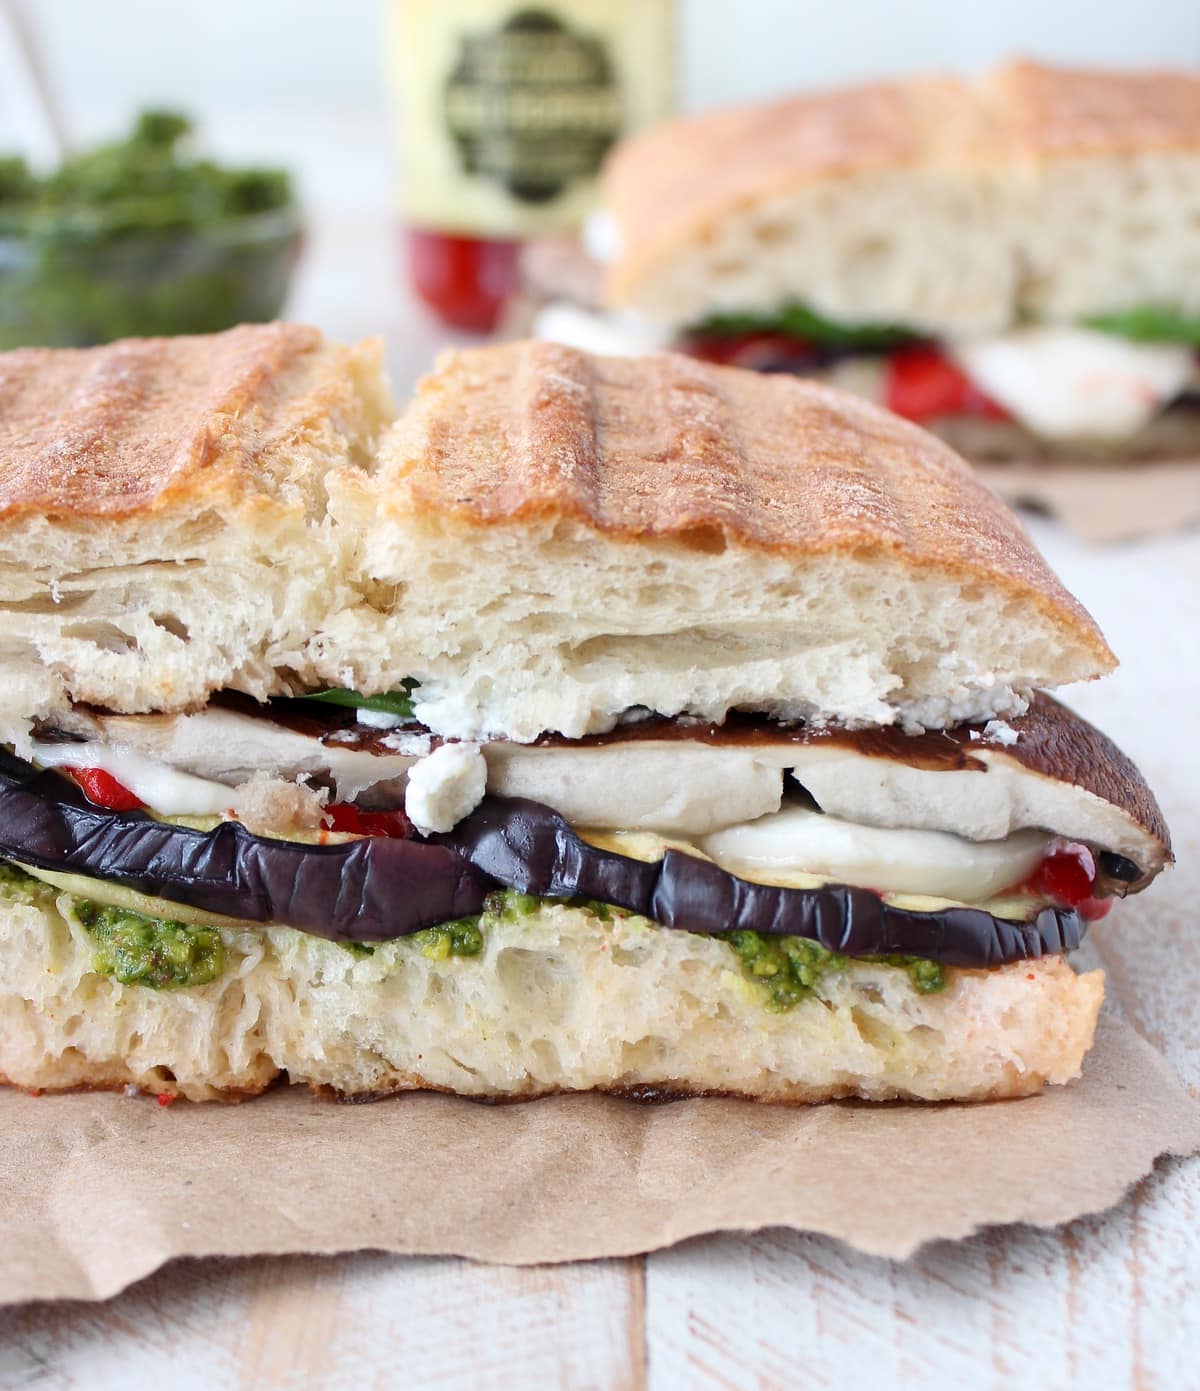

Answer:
[229,772,328,836]
[0,896,1103,1104]
[603,61,1200,333]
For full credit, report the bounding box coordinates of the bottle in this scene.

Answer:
[388,1,675,331]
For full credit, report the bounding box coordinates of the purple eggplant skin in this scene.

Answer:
[433,799,1086,969]
[0,750,489,939]
[0,750,1083,965]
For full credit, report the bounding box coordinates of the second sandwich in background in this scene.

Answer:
[529,60,1200,466]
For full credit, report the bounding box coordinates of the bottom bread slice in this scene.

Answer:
[0,894,1103,1103]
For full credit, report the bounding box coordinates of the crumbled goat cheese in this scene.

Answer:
[381,731,433,757]
[982,719,1020,747]
[582,209,622,264]
[356,707,409,730]
[404,743,487,834]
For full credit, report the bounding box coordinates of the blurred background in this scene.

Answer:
[1,0,1197,386]
[8,0,1199,127]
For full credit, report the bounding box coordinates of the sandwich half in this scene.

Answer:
[0,327,1171,1102]
[529,60,1200,465]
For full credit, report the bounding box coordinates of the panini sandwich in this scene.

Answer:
[0,326,1171,1102]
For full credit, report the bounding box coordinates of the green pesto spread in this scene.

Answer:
[0,861,224,988]
[72,900,225,990]
[0,860,56,907]
[723,930,945,1012]
[722,930,848,1012]
[0,110,298,348]
[864,953,946,995]
[412,915,484,960]
[354,895,946,1013]
[1,859,946,1006]
[354,890,604,961]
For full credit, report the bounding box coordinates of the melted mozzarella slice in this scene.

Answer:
[700,807,1051,903]
[28,740,237,816]
[950,327,1193,439]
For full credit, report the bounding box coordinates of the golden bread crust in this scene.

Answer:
[0,323,383,521]
[388,341,1114,671]
[604,76,986,306]
[989,59,1200,159]
[0,1066,1064,1106]
[604,60,1200,308]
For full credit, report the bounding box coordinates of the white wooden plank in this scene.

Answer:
[646,1158,1200,1391]
[0,1254,644,1391]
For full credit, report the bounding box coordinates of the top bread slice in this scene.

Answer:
[603,60,1200,334]
[0,324,394,734]
[0,330,1113,741]
[318,341,1112,740]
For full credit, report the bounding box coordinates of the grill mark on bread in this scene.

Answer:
[0,324,378,520]
[390,342,1112,672]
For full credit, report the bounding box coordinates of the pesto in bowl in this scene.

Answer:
[0,110,301,348]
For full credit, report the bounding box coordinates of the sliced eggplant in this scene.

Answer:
[433,799,1084,968]
[0,751,1084,964]
[0,750,488,939]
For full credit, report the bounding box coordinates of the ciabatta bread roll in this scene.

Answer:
[0,328,1171,1104]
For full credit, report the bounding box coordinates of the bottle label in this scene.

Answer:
[444,10,621,205]
[393,0,674,236]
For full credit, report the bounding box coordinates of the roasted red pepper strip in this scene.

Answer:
[885,347,1009,423]
[1032,849,1095,907]
[62,766,144,812]
[324,802,413,839]
[1079,898,1114,922]
[1031,845,1111,920]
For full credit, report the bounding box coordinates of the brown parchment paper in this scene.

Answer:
[977,461,1200,544]
[2,1015,1198,1305]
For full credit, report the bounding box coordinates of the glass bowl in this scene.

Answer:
[0,205,303,348]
